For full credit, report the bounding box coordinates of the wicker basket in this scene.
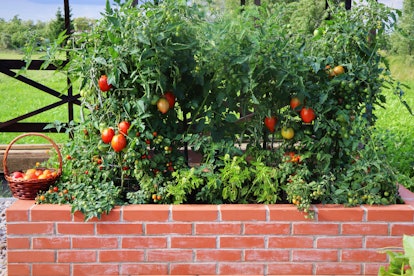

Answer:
[3,133,63,200]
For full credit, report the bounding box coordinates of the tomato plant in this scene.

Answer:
[33,0,405,220]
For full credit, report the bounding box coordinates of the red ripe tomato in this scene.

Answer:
[300,107,316,123]
[118,121,131,135]
[11,171,24,179]
[164,91,176,108]
[157,98,170,114]
[101,127,115,144]
[98,75,112,92]
[111,134,127,152]
[264,116,277,133]
[290,97,301,110]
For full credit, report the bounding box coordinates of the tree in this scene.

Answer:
[48,7,66,40]
[289,0,326,34]
[73,17,96,33]
[391,0,414,56]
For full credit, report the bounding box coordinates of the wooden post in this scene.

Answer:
[64,0,74,136]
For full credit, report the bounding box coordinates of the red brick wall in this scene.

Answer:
[6,185,414,276]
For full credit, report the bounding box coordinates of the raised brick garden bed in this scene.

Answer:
[6,185,414,276]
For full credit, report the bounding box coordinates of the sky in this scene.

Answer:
[0,0,109,21]
[0,0,405,22]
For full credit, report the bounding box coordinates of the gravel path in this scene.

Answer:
[0,197,17,276]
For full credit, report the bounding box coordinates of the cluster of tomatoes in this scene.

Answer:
[263,96,316,139]
[263,65,345,139]
[10,168,57,181]
[101,121,130,152]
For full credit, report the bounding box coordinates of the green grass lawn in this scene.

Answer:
[0,50,81,144]
[374,55,414,186]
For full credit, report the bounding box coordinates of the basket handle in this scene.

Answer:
[2,132,63,177]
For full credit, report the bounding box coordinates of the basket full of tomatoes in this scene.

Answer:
[3,133,63,200]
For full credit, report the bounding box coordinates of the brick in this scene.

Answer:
[268,236,313,248]
[172,205,218,221]
[32,264,71,276]
[315,262,362,275]
[58,250,97,262]
[100,250,144,262]
[171,236,216,248]
[220,236,264,248]
[196,249,242,262]
[292,249,338,262]
[8,250,55,263]
[97,223,143,235]
[72,264,119,276]
[268,204,308,221]
[146,223,192,235]
[365,263,385,275]
[365,205,414,222]
[123,204,170,221]
[7,264,30,276]
[342,223,388,235]
[268,263,313,275]
[244,222,290,235]
[33,237,70,249]
[147,249,193,262]
[196,223,241,235]
[316,204,364,221]
[57,222,95,235]
[31,204,72,221]
[121,263,168,275]
[391,223,414,235]
[366,236,403,248]
[317,236,363,248]
[7,237,30,249]
[5,200,33,222]
[293,222,339,235]
[73,206,121,222]
[7,222,54,235]
[72,237,118,249]
[170,263,216,275]
[245,249,289,261]
[122,237,167,248]
[220,204,267,221]
[219,263,265,275]
[342,249,387,262]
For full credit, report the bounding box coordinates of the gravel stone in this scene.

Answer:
[0,197,17,276]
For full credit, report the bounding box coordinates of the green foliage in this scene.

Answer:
[30,0,408,220]
[390,0,414,56]
[47,7,67,42]
[379,235,414,276]
[0,8,79,51]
